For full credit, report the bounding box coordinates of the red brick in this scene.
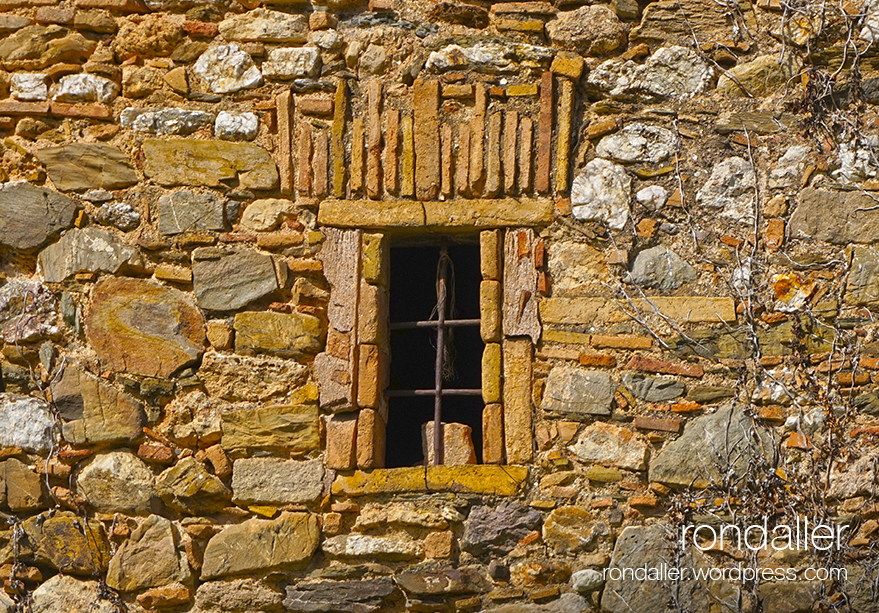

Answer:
[183,20,219,37]
[625,355,703,378]
[137,443,175,465]
[633,415,681,433]
[578,353,616,367]
[50,103,112,120]
[0,101,49,116]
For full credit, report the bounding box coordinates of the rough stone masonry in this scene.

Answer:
[0,0,877,611]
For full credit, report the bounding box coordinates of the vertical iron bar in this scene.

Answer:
[433,243,448,466]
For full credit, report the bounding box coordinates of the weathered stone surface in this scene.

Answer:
[86,277,205,377]
[38,228,142,283]
[543,506,610,553]
[790,188,879,244]
[231,458,324,505]
[156,390,222,448]
[461,501,542,556]
[425,41,553,73]
[201,512,320,578]
[0,183,77,250]
[630,0,756,45]
[572,569,604,594]
[262,46,321,80]
[192,249,279,311]
[622,373,685,401]
[354,502,448,530]
[113,13,182,58]
[240,199,299,232]
[95,201,140,231]
[595,124,677,164]
[22,511,111,575]
[696,156,757,223]
[569,422,649,471]
[0,25,95,70]
[157,457,232,514]
[192,44,261,94]
[36,144,137,192]
[828,454,879,498]
[322,534,422,560]
[12,72,47,101]
[488,595,590,613]
[75,451,157,515]
[545,5,627,55]
[626,246,697,290]
[107,515,190,592]
[120,107,214,135]
[199,352,309,402]
[4,458,43,511]
[318,198,554,228]
[157,190,225,235]
[540,366,614,416]
[30,575,116,613]
[219,9,307,43]
[221,403,320,453]
[0,393,57,452]
[52,73,118,104]
[718,53,802,97]
[845,246,879,306]
[332,466,528,496]
[215,111,258,140]
[52,366,144,445]
[422,421,478,465]
[650,402,778,488]
[233,311,323,358]
[143,138,278,190]
[395,568,489,596]
[284,578,399,613]
[195,579,284,612]
[571,159,631,229]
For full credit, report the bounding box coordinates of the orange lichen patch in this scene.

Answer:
[771,272,817,311]
[785,432,815,450]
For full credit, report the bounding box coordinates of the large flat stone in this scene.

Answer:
[284,579,398,613]
[22,511,111,576]
[143,138,278,191]
[790,188,879,244]
[461,501,542,556]
[322,534,421,560]
[86,277,205,378]
[76,451,158,515]
[30,575,115,613]
[106,515,190,592]
[156,190,226,235]
[540,296,736,325]
[38,227,143,283]
[649,402,778,488]
[36,144,138,192]
[233,311,323,358]
[199,352,309,402]
[231,458,324,505]
[0,25,95,70]
[318,198,554,228]
[0,393,58,452]
[845,245,879,306]
[192,249,279,311]
[156,456,231,514]
[0,183,78,250]
[540,366,614,416]
[331,466,528,496]
[218,8,307,42]
[201,512,319,579]
[568,422,649,471]
[221,403,320,453]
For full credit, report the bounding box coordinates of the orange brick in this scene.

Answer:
[669,401,702,413]
[625,355,703,378]
[183,20,219,37]
[578,353,616,367]
[628,495,658,508]
[0,101,49,115]
[633,415,681,433]
[590,334,652,350]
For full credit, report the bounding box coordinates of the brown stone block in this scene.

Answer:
[205,321,233,350]
[356,408,386,469]
[485,111,502,197]
[382,109,399,195]
[590,334,653,350]
[535,71,553,194]
[480,280,502,343]
[633,415,681,434]
[357,344,387,409]
[204,444,231,478]
[413,79,440,201]
[50,103,112,119]
[624,355,703,378]
[424,530,455,559]
[503,110,518,195]
[326,413,357,470]
[312,130,329,198]
[482,342,502,404]
[555,78,573,194]
[298,96,334,116]
[74,0,148,10]
[455,123,470,197]
[503,229,540,342]
[480,229,502,280]
[358,281,388,348]
[350,117,364,195]
[503,338,532,464]
[400,113,415,198]
[0,101,49,116]
[482,403,505,465]
[423,422,477,465]
[551,52,585,80]
[276,90,293,196]
[4,459,43,512]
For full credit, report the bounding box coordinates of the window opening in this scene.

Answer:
[386,241,483,467]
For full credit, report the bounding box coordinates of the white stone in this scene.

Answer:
[833,143,879,184]
[425,42,554,73]
[240,198,299,232]
[218,8,308,43]
[571,158,631,229]
[588,45,712,100]
[120,107,214,135]
[862,0,879,43]
[312,29,342,51]
[11,73,48,101]
[322,534,422,559]
[75,450,156,515]
[261,46,321,80]
[635,185,668,209]
[52,74,119,104]
[215,111,259,140]
[770,145,810,188]
[31,575,116,613]
[572,569,604,593]
[193,44,262,95]
[595,123,677,164]
[695,156,757,223]
[0,393,58,453]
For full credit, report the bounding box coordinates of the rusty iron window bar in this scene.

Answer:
[388,242,481,465]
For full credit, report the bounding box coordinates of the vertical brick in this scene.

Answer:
[358,280,388,350]
[413,79,440,201]
[400,113,415,198]
[503,228,540,343]
[503,110,517,195]
[469,82,487,195]
[482,403,505,465]
[555,78,573,194]
[484,111,502,197]
[366,81,382,199]
[350,117,364,195]
[312,130,329,198]
[480,279,501,343]
[296,122,313,196]
[535,71,553,194]
[356,408,386,469]
[482,342,502,404]
[519,117,533,194]
[480,229,501,281]
[357,343,387,409]
[332,79,347,198]
[441,123,454,198]
[362,232,388,286]
[383,109,399,195]
[455,123,470,197]
[276,90,293,196]
[325,413,357,470]
[503,338,533,464]
[423,422,477,465]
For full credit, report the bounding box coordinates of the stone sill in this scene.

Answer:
[317,198,554,229]
[331,465,529,496]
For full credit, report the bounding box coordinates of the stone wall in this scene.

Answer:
[0,0,878,611]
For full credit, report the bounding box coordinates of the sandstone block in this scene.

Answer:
[143,138,278,190]
[192,248,279,312]
[480,280,502,342]
[482,343,502,404]
[221,403,319,453]
[423,422,477,466]
[156,457,231,514]
[0,183,77,250]
[37,143,137,192]
[568,422,649,471]
[231,458,324,505]
[107,515,190,592]
[234,311,323,358]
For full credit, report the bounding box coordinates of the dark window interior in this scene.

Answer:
[386,242,484,468]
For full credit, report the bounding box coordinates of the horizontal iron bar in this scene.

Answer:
[385,389,483,397]
[389,318,481,330]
